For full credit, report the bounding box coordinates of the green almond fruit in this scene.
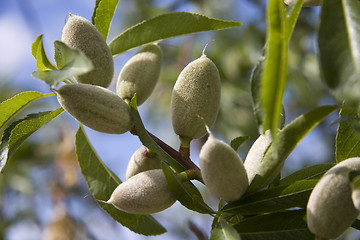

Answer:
[106,169,176,214]
[171,53,221,140]
[307,157,360,239]
[56,83,133,134]
[125,146,162,180]
[116,43,162,105]
[199,132,249,202]
[62,14,114,88]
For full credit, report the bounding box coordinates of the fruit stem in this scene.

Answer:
[146,131,199,171]
[179,136,191,159]
[177,169,203,183]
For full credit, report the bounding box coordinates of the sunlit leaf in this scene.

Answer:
[0,108,63,173]
[261,0,288,139]
[0,91,53,131]
[109,12,242,56]
[31,34,57,71]
[285,0,304,42]
[235,209,314,240]
[247,105,339,193]
[75,125,166,235]
[223,179,317,215]
[161,162,214,214]
[210,219,240,240]
[92,0,119,40]
[336,107,360,163]
[31,41,94,87]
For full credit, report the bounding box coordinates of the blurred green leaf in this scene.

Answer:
[248,105,339,193]
[92,0,119,40]
[223,179,317,215]
[318,0,360,105]
[336,107,360,163]
[261,0,287,138]
[279,163,334,186]
[0,91,53,131]
[31,41,94,87]
[161,162,214,214]
[31,34,57,71]
[75,125,166,235]
[230,136,250,151]
[210,219,240,240]
[0,108,63,173]
[234,209,314,240]
[109,12,242,56]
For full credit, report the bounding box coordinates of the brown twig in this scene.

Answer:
[146,131,199,171]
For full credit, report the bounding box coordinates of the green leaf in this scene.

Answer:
[161,162,214,214]
[335,107,360,163]
[129,96,185,172]
[75,125,166,235]
[261,0,288,139]
[318,0,360,105]
[230,136,250,151]
[279,163,334,186]
[285,0,304,42]
[92,0,119,40]
[223,179,317,215]
[31,41,94,87]
[0,91,53,131]
[210,219,240,240]
[109,12,242,56]
[31,34,57,71]
[250,58,265,132]
[0,108,63,173]
[234,209,314,240]
[92,0,102,24]
[248,105,339,193]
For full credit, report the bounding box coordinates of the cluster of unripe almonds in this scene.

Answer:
[55,13,359,238]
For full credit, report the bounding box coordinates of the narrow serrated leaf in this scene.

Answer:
[223,179,317,215]
[109,12,242,56]
[92,0,102,24]
[161,162,214,214]
[279,163,334,186]
[0,108,63,172]
[285,0,304,42]
[336,107,360,163]
[75,125,166,235]
[261,0,288,139]
[31,41,94,87]
[31,34,57,71]
[210,219,240,240]
[93,0,119,40]
[0,91,53,131]
[248,105,339,193]
[235,209,314,240]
